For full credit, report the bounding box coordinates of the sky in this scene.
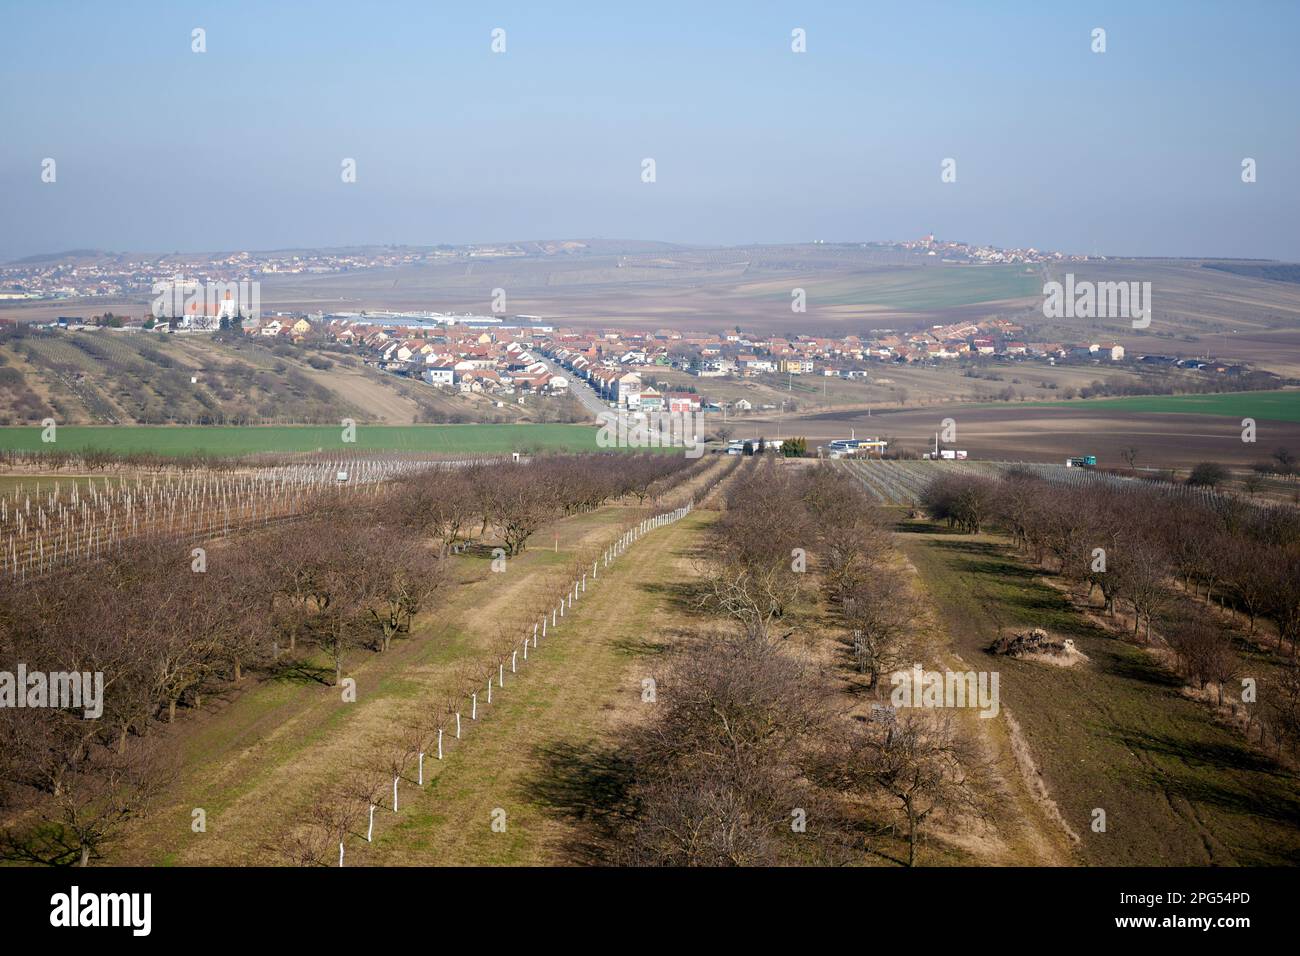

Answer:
[2,0,1298,261]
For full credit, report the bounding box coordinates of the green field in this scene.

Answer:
[806,264,1042,311]
[0,423,603,457]
[1035,390,1300,422]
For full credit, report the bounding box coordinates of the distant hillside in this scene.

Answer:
[9,249,106,265]
[1202,262,1300,284]
[0,330,576,427]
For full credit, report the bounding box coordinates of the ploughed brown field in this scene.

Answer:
[766,404,1300,469]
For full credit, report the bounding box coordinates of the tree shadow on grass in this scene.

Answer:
[519,740,636,865]
[1105,736,1300,863]
[1111,725,1290,786]
[0,823,82,866]
[932,538,1038,578]
[1100,648,1184,690]
[897,519,963,536]
[609,627,683,657]
[638,578,706,618]
[936,542,1127,647]
[266,658,335,686]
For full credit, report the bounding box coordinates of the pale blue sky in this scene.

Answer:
[2,0,1297,259]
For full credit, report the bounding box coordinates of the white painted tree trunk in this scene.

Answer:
[339,841,344,867]
[471,693,477,720]
[438,728,444,758]
[487,679,492,704]
[367,804,375,842]
[513,650,518,671]
[393,776,399,812]
[456,712,462,738]
[418,752,424,785]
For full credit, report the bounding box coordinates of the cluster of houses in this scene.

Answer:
[238,316,570,398]
[680,320,1129,371]
[542,344,705,413]
[241,316,1262,385]
[533,319,1133,385]
[28,307,1263,402]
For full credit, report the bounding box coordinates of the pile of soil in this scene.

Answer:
[990,628,1086,666]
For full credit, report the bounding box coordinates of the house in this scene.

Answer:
[693,360,730,377]
[666,392,701,413]
[780,358,814,375]
[422,365,456,387]
[638,387,663,412]
[615,371,642,407]
[737,355,775,375]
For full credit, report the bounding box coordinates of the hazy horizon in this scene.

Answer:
[8,234,1300,265]
[3,0,1299,261]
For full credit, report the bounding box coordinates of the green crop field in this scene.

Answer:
[0,423,603,457]
[806,264,1042,311]
[1034,390,1300,422]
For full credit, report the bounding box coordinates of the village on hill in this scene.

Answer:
[27,301,1265,414]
